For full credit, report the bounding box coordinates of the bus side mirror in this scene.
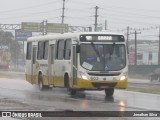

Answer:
[76,45,80,53]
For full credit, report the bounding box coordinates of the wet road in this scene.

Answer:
[0,77,160,111]
[0,73,160,120]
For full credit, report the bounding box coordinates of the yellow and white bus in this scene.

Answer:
[25,32,128,96]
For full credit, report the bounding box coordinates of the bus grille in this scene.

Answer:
[88,72,121,76]
[92,82,117,88]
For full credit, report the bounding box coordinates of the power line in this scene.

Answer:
[65,8,91,13]
[0,0,61,14]
[100,4,160,15]
[98,14,159,26]
[118,26,160,32]
[99,10,160,25]
[101,10,160,20]
[66,0,95,7]
[0,9,61,21]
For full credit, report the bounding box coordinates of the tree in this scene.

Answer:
[0,31,13,44]
[0,30,22,67]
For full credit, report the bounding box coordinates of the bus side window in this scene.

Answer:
[51,44,55,64]
[33,47,36,64]
[57,40,65,60]
[37,41,44,60]
[26,42,32,60]
[64,39,71,60]
[44,41,49,60]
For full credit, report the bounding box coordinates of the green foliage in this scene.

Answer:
[0,30,22,64]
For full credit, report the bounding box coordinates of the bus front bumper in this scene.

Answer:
[73,78,128,90]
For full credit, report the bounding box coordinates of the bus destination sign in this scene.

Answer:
[80,35,124,42]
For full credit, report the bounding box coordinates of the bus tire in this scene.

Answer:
[69,89,76,95]
[150,76,153,82]
[38,74,45,91]
[65,75,76,95]
[45,86,52,90]
[105,88,114,97]
[158,76,160,82]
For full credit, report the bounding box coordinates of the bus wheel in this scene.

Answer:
[69,89,76,95]
[158,76,160,82]
[105,88,114,97]
[44,85,52,90]
[150,76,153,82]
[38,75,45,91]
[65,75,76,95]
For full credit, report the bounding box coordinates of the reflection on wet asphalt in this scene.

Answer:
[0,78,160,112]
[0,81,127,111]
[0,78,160,120]
[24,88,120,111]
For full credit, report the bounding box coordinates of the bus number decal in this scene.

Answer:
[90,77,98,81]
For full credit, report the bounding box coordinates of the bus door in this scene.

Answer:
[31,46,37,84]
[48,44,55,85]
[26,42,32,84]
[72,45,78,86]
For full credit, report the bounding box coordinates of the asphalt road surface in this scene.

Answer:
[0,72,160,120]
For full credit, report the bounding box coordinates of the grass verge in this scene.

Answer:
[126,86,160,95]
[0,73,25,80]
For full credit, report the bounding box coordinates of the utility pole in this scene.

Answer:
[44,20,47,35]
[130,30,141,65]
[105,20,107,30]
[126,26,129,53]
[126,26,129,45]
[61,0,65,24]
[158,26,160,65]
[42,21,45,36]
[42,20,47,35]
[94,6,99,32]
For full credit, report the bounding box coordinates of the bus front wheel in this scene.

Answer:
[65,75,76,95]
[69,89,76,95]
[105,88,114,97]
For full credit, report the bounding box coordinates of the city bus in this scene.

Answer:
[25,32,128,96]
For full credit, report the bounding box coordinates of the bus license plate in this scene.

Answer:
[100,86,109,89]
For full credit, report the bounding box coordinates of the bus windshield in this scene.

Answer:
[80,43,126,71]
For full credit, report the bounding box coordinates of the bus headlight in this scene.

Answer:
[120,72,128,81]
[81,75,88,80]
[120,75,126,81]
[79,71,89,80]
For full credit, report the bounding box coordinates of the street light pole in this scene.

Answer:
[158,26,160,65]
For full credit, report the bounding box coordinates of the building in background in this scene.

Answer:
[128,40,158,65]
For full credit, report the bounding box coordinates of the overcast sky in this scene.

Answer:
[0,0,160,40]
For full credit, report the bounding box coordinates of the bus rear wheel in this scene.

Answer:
[105,88,114,97]
[38,75,45,91]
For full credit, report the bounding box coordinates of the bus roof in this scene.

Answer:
[27,32,124,42]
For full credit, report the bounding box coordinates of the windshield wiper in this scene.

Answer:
[91,42,101,59]
[109,42,115,56]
